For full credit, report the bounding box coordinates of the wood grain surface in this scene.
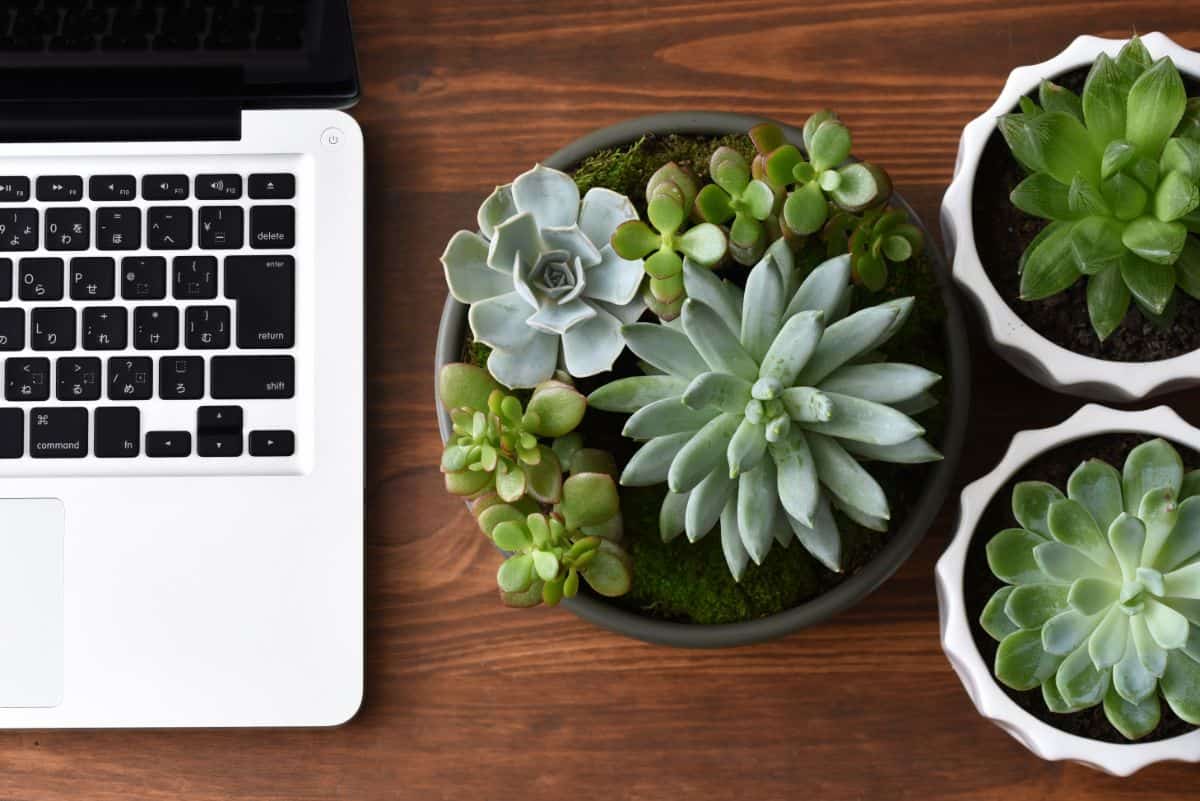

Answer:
[4,2,1200,799]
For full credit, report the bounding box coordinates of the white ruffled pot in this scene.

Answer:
[936,404,1200,776]
[941,32,1200,402]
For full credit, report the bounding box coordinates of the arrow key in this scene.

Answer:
[249,429,294,457]
[146,430,191,458]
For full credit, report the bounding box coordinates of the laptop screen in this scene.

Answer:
[0,1,359,108]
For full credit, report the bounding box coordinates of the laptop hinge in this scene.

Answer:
[0,101,241,144]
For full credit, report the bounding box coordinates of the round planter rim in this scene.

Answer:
[436,111,971,648]
[935,404,1200,775]
[941,31,1200,401]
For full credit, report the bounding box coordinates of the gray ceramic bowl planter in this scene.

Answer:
[435,112,971,648]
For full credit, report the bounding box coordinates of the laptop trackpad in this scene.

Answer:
[0,499,64,708]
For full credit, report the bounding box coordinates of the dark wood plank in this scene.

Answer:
[4,2,1200,798]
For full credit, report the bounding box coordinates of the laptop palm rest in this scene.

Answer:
[0,499,64,708]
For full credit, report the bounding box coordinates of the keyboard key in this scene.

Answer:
[107,356,153,400]
[0,209,38,251]
[56,356,101,400]
[195,174,242,200]
[36,176,83,202]
[29,407,87,458]
[31,307,75,351]
[0,178,31,203]
[18,258,63,300]
[5,357,49,401]
[0,409,22,458]
[146,430,191,457]
[198,405,242,431]
[70,257,115,300]
[95,407,140,458]
[225,256,294,348]
[89,175,136,201]
[250,205,294,249]
[173,256,217,299]
[82,307,127,350]
[199,206,243,249]
[0,258,10,300]
[249,430,294,457]
[133,306,178,349]
[199,432,242,457]
[148,207,192,250]
[44,207,89,251]
[96,207,141,250]
[121,256,166,299]
[210,355,294,399]
[159,356,203,399]
[185,305,230,349]
[0,309,23,350]
[142,174,189,201]
[198,405,243,457]
[248,173,295,200]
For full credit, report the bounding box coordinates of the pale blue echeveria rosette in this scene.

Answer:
[441,164,646,388]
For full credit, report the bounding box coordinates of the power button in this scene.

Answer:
[321,127,345,150]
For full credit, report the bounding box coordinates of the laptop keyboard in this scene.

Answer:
[0,156,304,473]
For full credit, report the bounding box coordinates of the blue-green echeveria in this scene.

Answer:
[441,164,646,388]
[588,240,942,579]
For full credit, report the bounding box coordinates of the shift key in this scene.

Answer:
[211,355,294,399]
[224,255,294,348]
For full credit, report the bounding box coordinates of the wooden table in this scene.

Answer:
[4,2,1199,798]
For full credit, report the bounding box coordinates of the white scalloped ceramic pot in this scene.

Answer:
[941,32,1200,402]
[936,404,1200,775]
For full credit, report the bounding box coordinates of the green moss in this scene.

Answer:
[462,336,491,369]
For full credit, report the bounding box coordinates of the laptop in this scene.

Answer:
[0,0,363,727]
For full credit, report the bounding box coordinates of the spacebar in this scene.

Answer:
[210,356,295,399]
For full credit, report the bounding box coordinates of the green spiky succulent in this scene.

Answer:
[823,208,925,292]
[982,439,1200,740]
[611,162,729,320]
[1001,37,1200,340]
[588,240,942,579]
[694,146,779,266]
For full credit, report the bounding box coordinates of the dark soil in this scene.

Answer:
[964,433,1200,743]
[972,66,1200,361]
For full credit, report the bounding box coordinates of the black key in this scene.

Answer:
[249,206,294,249]
[198,405,242,431]
[0,409,22,458]
[121,256,166,299]
[225,256,294,348]
[37,176,83,202]
[142,175,189,201]
[199,432,242,457]
[96,207,141,250]
[250,430,294,457]
[82,307,127,350]
[199,206,243,249]
[211,356,294,399]
[146,430,191,457]
[89,175,136,201]
[0,178,30,203]
[5,357,49,401]
[159,356,203,400]
[147,207,192,250]
[56,356,101,400]
[185,305,230,349]
[0,308,23,351]
[44,207,89,251]
[18,258,63,300]
[95,407,140,458]
[0,209,38,251]
[29,407,87,458]
[107,356,153,400]
[31,307,75,351]
[133,306,178,349]
[249,174,295,200]
[195,174,242,200]
[173,256,217,299]
[70,257,115,300]
[0,258,10,300]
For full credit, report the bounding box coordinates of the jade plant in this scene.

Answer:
[1001,36,1200,339]
[611,162,728,320]
[588,240,941,579]
[981,439,1200,740]
[823,208,925,291]
[441,164,646,388]
[693,147,778,266]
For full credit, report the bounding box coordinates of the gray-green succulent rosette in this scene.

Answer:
[982,439,1200,740]
[441,164,646,388]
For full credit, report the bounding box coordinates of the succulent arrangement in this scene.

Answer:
[981,438,1200,740]
[1001,36,1200,340]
